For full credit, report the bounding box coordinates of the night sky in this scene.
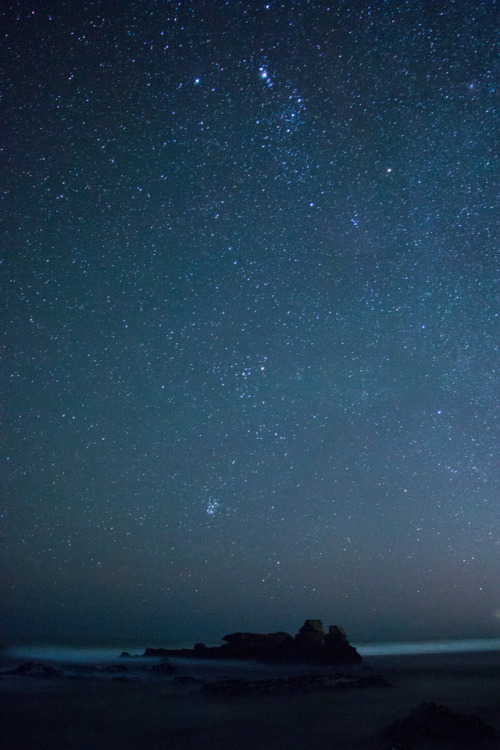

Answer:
[3,1,499,647]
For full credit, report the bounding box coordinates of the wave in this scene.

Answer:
[356,638,500,656]
[2,638,500,669]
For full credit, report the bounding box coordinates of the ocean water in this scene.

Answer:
[2,637,500,671]
[1,639,499,750]
[356,637,500,656]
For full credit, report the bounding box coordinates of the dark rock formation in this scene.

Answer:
[138,618,362,665]
[221,631,296,662]
[143,647,172,658]
[324,624,362,663]
[5,661,61,677]
[380,702,500,749]
[202,671,387,695]
[219,619,360,664]
[294,620,361,664]
[295,619,326,660]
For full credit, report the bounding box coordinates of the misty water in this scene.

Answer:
[2,637,500,678]
[4,636,500,661]
[2,639,500,750]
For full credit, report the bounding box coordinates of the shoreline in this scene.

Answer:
[1,650,499,749]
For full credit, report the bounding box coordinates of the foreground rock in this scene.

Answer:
[149,660,176,674]
[379,702,500,749]
[202,671,388,695]
[3,662,62,678]
[139,618,362,665]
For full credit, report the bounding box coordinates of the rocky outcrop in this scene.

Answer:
[221,631,296,661]
[295,620,361,664]
[295,619,326,660]
[4,661,62,677]
[139,619,362,665]
[219,619,361,664]
[324,624,361,663]
[380,702,500,749]
[202,671,387,695]
[142,647,172,658]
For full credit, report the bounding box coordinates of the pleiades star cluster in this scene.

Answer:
[2,0,498,645]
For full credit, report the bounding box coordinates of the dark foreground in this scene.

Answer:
[1,650,499,749]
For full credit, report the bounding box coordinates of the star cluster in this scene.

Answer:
[2,1,498,645]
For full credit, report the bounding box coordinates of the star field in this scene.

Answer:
[2,1,499,645]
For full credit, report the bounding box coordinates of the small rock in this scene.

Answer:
[6,662,61,677]
[381,701,500,749]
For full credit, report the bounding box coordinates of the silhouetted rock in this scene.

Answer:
[380,702,500,749]
[6,662,61,677]
[150,660,176,674]
[138,618,362,665]
[293,620,362,664]
[295,619,326,660]
[324,624,362,664]
[221,631,295,661]
[202,671,387,695]
[142,647,171,658]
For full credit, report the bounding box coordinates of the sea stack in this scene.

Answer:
[220,619,362,664]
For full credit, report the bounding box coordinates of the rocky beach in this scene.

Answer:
[1,623,499,749]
